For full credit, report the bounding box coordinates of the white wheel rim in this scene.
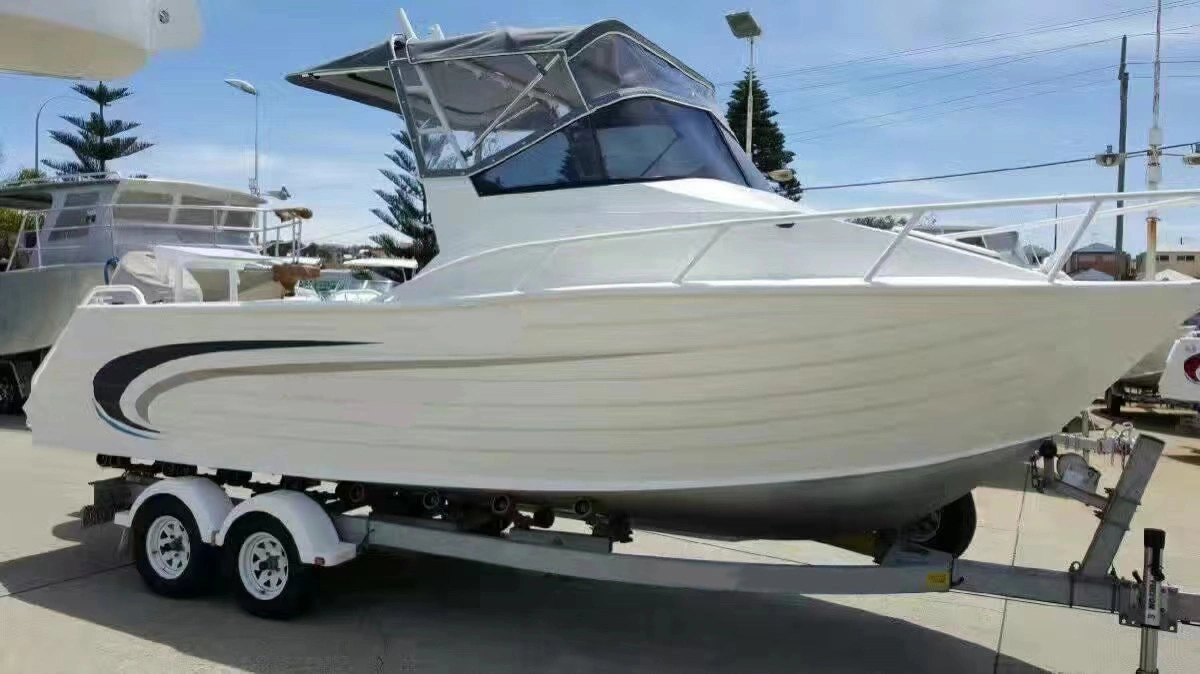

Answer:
[145,515,191,580]
[238,531,289,600]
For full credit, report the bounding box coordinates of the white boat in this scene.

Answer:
[24,20,1200,548]
[0,173,304,410]
[0,0,200,79]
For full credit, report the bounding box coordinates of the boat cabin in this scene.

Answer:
[288,20,1048,295]
[287,22,788,267]
[0,174,261,271]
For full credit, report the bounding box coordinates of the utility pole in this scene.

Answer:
[1145,0,1164,278]
[1115,35,1130,279]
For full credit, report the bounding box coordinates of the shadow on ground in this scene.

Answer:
[1166,447,1200,468]
[0,518,1049,673]
[0,413,27,431]
[1094,407,1200,437]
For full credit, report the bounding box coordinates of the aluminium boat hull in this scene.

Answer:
[0,264,107,358]
[26,279,1200,539]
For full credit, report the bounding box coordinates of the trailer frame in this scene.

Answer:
[89,432,1196,672]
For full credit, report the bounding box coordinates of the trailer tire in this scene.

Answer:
[225,513,316,620]
[132,495,219,598]
[924,493,976,558]
[0,366,20,415]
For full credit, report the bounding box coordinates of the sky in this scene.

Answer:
[3,0,1200,253]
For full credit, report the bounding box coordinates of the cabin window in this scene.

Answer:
[571,33,717,114]
[472,98,764,195]
[48,191,100,240]
[399,53,586,173]
[176,195,223,226]
[113,190,173,223]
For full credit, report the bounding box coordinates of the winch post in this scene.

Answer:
[1079,435,1164,577]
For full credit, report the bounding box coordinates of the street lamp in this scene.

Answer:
[725,10,762,156]
[34,95,87,173]
[223,78,259,196]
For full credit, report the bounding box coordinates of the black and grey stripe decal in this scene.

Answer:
[93,340,367,435]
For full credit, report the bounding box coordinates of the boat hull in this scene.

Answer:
[26,280,1200,538]
[0,264,106,358]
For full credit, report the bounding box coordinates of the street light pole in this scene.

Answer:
[223,78,260,196]
[34,95,86,173]
[725,11,763,158]
[745,37,755,155]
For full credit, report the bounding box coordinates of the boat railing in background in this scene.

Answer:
[417,188,1200,292]
[1,171,123,189]
[2,202,306,272]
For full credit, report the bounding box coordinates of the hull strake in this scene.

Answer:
[27,281,1200,537]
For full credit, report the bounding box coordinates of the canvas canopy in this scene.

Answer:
[287,20,720,175]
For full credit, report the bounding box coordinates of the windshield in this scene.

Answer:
[393,32,720,177]
[472,97,769,195]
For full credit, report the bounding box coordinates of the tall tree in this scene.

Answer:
[849,215,908,230]
[42,82,152,174]
[370,130,438,271]
[725,70,802,201]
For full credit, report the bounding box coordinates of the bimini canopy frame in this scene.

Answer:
[286,19,721,178]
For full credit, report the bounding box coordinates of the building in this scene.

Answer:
[1065,242,1130,278]
[1135,247,1200,278]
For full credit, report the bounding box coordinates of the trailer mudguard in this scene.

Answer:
[214,490,357,567]
[113,476,232,544]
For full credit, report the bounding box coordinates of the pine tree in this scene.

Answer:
[370,130,438,271]
[42,82,152,175]
[725,69,802,200]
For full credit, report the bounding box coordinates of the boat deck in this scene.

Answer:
[1,410,1199,672]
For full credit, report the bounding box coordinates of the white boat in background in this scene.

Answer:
[0,173,306,411]
[0,0,200,79]
[24,19,1200,549]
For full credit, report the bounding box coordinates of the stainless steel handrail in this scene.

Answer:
[3,202,307,272]
[420,188,1200,293]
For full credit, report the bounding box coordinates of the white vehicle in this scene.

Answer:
[0,173,305,411]
[0,0,200,79]
[1153,332,1200,405]
[24,20,1200,557]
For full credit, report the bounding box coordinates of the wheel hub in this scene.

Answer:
[145,515,191,580]
[239,531,289,600]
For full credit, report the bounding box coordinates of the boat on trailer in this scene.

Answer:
[0,173,306,411]
[24,18,1200,552]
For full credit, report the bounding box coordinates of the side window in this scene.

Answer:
[49,191,100,241]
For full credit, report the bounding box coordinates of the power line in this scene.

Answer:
[771,37,1114,115]
[787,77,1112,143]
[772,37,1113,99]
[799,141,1200,192]
[765,23,1200,99]
[783,65,1116,139]
[718,0,1200,85]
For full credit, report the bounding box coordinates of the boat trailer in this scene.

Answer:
[86,433,1195,673]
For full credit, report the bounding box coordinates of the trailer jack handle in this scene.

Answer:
[1137,528,1167,674]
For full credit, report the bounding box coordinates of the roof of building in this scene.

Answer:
[1071,268,1115,281]
[1073,242,1116,254]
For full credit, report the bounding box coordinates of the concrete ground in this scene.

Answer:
[2,412,1199,673]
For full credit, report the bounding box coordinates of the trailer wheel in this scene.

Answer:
[0,366,20,415]
[905,493,976,558]
[132,495,219,597]
[225,513,316,620]
[1105,387,1125,416]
